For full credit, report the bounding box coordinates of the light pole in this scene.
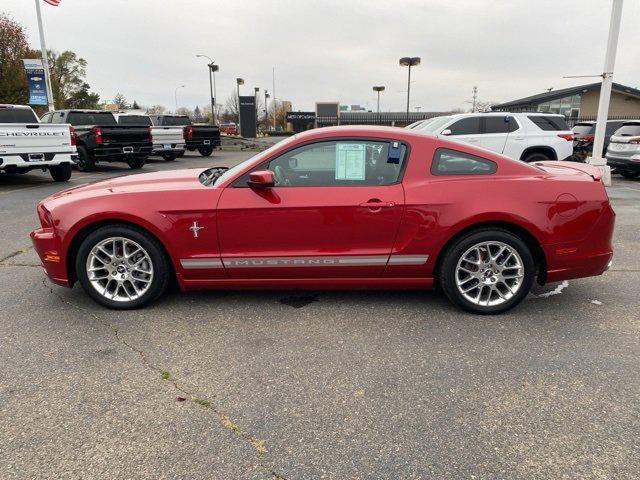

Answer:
[399,56,421,123]
[254,87,260,134]
[174,84,185,113]
[264,90,270,130]
[372,86,385,123]
[588,0,624,187]
[236,78,244,131]
[196,54,219,125]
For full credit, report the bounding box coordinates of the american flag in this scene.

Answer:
[43,0,61,5]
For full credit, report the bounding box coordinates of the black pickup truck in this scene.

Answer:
[149,115,221,157]
[41,110,152,171]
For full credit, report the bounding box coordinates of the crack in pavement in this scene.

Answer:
[0,246,34,264]
[41,277,288,480]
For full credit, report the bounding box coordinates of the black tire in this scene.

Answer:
[198,146,214,157]
[75,146,95,172]
[619,170,640,179]
[75,225,171,309]
[439,229,535,314]
[49,163,72,182]
[127,157,146,169]
[186,147,195,152]
[161,152,178,161]
[522,151,552,163]
[177,151,186,158]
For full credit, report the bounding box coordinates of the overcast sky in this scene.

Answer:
[4,0,640,113]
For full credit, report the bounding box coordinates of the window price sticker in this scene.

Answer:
[335,143,366,180]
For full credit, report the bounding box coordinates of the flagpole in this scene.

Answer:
[34,0,55,111]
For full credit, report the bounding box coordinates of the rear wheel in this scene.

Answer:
[198,146,214,157]
[75,146,95,172]
[76,225,171,309]
[127,157,146,169]
[49,163,72,182]
[439,229,535,314]
[161,152,178,161]
[522,151,552,163]
[619,170,640,179]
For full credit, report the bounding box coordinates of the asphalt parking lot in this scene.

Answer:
[1,151,639,479]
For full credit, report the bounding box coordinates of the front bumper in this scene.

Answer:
[30,227,70,287]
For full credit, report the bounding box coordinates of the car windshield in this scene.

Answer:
[118,115,152,126]
[212,136,298,186]
[573,124,594,135]
[416,116,452,133]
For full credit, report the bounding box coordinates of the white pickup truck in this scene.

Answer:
[0,104,76,182]
[113,112,185,161]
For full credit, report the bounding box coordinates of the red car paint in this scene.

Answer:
[31,126,614,291]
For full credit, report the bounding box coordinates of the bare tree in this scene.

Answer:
[146,104,167,115]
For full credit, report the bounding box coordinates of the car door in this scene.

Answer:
[479,115,518,154]
[442,116,482,147]
[216,138,407,279]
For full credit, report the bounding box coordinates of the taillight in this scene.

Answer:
[92,126,103,144]
[184,125,193,139]
[69,125,76,146]
[148,126,153,141]
[628,137,640,144]
[557,133,574,141]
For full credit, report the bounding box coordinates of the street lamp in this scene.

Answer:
[236,78,244,132]
[196,54,219,125]
[372,86,385,122]
[254,87,260,134]
[399,56,421,122]
[174,84,185,113]
[264,90,270,129]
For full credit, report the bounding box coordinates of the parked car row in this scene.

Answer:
[0,104,222,181]
[408,111,640,180]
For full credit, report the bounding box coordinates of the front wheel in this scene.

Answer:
[49,163,72,182]
[439,229,535,314]
[127,157,146,169]
[198,146,213,157]
[76,225,171,309]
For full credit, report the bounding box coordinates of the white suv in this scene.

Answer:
[413,112,574,162]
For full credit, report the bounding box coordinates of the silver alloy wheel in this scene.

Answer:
[85,237,153,302]
[455,241,524,307]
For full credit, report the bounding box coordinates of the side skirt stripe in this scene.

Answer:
[180,254,429,269]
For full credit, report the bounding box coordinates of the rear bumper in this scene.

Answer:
[0,152,75,171]
[543,203,615,283]
[606,154,640,172]
[186,138,221,149]
[92,144,153,159]
[152,141,185,154]
[30,227,70,287]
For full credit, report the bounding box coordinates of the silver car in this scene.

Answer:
[606,122,640,179]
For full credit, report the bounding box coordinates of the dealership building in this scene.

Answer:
[492,82,640,118]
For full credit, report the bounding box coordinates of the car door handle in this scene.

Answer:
[360,200,395,209]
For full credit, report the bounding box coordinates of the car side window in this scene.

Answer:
[483,116,515,134]
[52,112,65,124]
[431,148,497,175]
[236,140,406,187]
[448,117,481,135]
[40,112,52,123]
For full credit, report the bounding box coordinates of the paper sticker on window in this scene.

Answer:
[335,143,366,180]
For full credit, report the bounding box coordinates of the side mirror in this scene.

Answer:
[441,129,452,136]
[247,170,275,188]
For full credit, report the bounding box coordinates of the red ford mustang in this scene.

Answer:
[31,126,614,314]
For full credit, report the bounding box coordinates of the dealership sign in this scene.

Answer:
[22,59,48,106]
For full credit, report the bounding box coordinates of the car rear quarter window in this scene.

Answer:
[67,112,117,126]
[161,116,190,126]
[431,148,497,175]
[448,117,481,135]
[528,115,570,131]
[0,108,38,123]
[613,123,640,137]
